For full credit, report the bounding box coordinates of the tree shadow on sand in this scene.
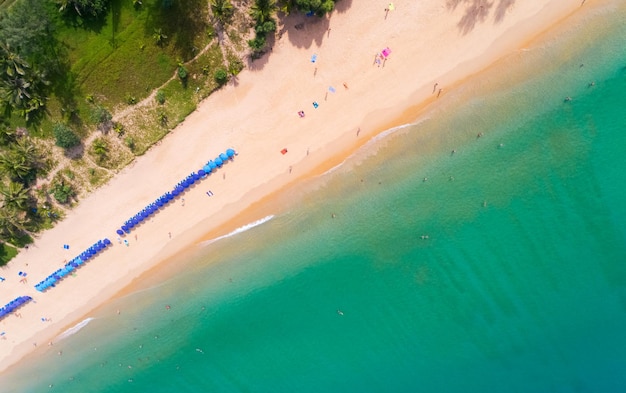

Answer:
[248,0,353,71]
[447,0,516,35]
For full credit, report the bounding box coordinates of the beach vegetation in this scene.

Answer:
[153,28,168,46]
[155,90,166,104]
[0,206,28,243]
[0,242,18,267]
[0,181,30,211]
[55,0,110,19]
[0,138,42,185]
[214,68,228,85]
[210,0,234,26]
[90,137,108,161]
[177,63,189,82]
[53,123,80,149]
[285,0,336,16]
[50,178,75,204]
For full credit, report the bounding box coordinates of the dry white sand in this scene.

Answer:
[0,0,587,374]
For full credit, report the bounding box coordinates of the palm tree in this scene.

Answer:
[91,138,108,161]
[210,0,235,25]
[0,43,29,78]
[0,139,40,184]
[0,121,16,146]
[0,206,28,240]
[153,28,168,46]
[250,0,277,24]
[0,181,30,211]
[0,151,31,183]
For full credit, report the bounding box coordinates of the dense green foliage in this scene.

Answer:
[0,242,18,267]
[53,123,80,148]
[248,0,277,54]
[214,68,228,85]
[55,0,110,18]
[290,0,336,16]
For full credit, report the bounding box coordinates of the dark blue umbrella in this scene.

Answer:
[188,176,196,184]
[193,172,200,181]
[219,152,228,161]
[226,148,235,157]
[122,225,130,233]
[116,229,124,236]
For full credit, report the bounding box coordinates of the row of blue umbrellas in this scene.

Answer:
[35,239,112,292]
[0,296,32,320]
[115,148,237,237]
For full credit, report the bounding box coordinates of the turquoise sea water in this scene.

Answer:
[2,4,626,392]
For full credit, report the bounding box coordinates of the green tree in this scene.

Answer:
[0,206,28,241]
[155,90,166,105]
[91,137,108,161]
[214,68,228,85]
[53,123,80,149]
[0,181,30,211]
[0,43,50,121]
[0,121,17,146]
[55,0,110,18]
[90,105,112,125]
[289,0,336,16]
[153,28,168,46]
[210,0,235,25]
[0,139,41,184]
[51,180,75,204]
[250,0,277,25]
[0,0,55,68]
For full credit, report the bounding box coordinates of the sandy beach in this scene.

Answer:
[0,0,588,374]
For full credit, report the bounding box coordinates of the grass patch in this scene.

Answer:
[41,0,212,131]
[87,166,112,188]
[119,43,226,155]
[0,242,18,266]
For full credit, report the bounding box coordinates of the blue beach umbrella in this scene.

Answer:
[193,172,200,181]
[122,225,130,233]
[116,229,124,236]
[198,169,206,177]
[226,148,235,157]
[215,157,223,167]
[219,152,228,161]
[208,161,217,170]
[203,165,211,173]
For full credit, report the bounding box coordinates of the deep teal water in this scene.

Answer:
[2,4,625,392]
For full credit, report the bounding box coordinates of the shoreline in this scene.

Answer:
[0,0,593,376]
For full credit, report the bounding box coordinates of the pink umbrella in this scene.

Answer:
[381,47,392,58]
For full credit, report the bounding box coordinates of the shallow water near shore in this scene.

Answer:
[2,4,626,392]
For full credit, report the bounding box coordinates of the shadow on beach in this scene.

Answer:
[248,0,353,71]
[446,0,516,35]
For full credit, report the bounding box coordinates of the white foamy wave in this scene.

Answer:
[200,215,274,246]
[318,122,417,177]
[56,317,94,341]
